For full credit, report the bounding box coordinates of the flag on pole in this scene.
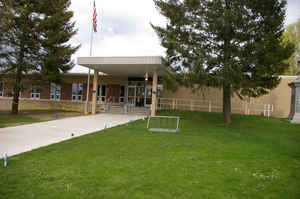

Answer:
[93,0,98,32]
[85,0,97,114]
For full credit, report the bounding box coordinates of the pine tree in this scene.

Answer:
[0,0,42,114]
[152,0,295,124]
[0,0,79,114]
[37,0,80,84]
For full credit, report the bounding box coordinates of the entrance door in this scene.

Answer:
[145,84,152,107]
[136,86,145,107]
[107,85,120,103]
[128,86,136,106]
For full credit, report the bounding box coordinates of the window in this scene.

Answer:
[101,85,106,102]
[72,83,83,101]
[97,85,101,101]
[157,84,163,97]
[120,85,125,103]
[97,85,106,102]
[31,86,40,99]
[50,83,61,101]
[0,82,3,97]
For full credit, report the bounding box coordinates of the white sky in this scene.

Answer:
[69,0,300,73]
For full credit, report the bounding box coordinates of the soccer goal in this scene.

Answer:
[147,116,180,133]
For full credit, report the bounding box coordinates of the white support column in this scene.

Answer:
[92,69,99,114]
[151,68,158,116]
[245,103,248,115]
[172,99,175,110]
[84,69,91,114]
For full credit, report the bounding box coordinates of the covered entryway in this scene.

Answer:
[77,56,165,116]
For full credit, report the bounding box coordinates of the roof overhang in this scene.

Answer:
[77,56,165,77]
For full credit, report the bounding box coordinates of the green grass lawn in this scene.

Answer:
[0,111,299,199]
[0,110,43,128]
[0,110,79,128]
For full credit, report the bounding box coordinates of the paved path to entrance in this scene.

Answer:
[0,114,142,157]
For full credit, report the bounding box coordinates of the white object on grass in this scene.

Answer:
[147,116,180,133]
[3,153,7,168]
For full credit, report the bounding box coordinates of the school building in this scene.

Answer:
[0,56,296,118]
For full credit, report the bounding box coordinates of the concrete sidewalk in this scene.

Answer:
[0,114,142,157]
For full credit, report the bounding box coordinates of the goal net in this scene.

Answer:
[147,116,180,133]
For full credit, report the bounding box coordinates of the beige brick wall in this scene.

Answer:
[163,76,297,118]
[265,77,295,118]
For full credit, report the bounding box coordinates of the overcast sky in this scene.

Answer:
[69,0,300,73]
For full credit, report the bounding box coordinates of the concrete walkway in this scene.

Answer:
[0,114,142,157]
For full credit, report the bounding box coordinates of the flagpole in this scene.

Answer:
[85,1,96,114]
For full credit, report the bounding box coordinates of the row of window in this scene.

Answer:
[0,83,146,102]
[0,82,84,101]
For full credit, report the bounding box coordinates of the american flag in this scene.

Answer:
[93,1,98,32]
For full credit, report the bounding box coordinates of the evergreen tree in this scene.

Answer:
[0,0,42,114]
[37,0,79,83]
[152,0,295,124]
[0,0,79,114]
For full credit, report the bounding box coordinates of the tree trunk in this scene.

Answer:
[222,84,232,124]
[222,0,232,124]
[11,64,22,115]
[11,86,20,115]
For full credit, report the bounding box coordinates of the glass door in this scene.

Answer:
[127,86,136,106]
[98,85,106,102]
[145,84,152,107]
[136,86,145,107]
[120,85,126,103]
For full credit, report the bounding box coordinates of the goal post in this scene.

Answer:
[147,116,180,133]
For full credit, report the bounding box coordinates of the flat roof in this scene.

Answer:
[77,56,165,77]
